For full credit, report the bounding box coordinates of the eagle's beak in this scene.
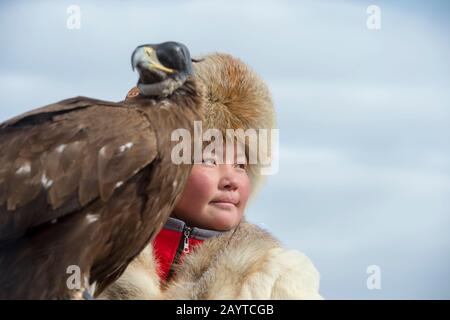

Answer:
[131,46,175,74]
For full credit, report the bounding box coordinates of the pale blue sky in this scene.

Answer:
[0,0,449,299]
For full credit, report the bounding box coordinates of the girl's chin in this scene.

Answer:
[206,206,241,231]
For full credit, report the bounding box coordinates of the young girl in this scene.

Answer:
[100,53,322,300]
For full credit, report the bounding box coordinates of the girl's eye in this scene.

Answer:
[234,163,247,171]
[202,158,217,166]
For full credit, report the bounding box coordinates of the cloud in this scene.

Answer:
[247,143,450,298]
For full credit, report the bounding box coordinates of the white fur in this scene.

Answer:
[100,222,322,300]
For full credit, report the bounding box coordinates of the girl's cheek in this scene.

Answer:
[188,167,217,197]
[238,175,251,205]
[175,172,211,216]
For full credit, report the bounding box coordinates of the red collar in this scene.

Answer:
[152,217,223,282]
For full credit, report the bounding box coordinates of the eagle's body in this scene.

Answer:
[0,42,203,299]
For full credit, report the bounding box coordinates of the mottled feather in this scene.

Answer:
[0,77,203,299]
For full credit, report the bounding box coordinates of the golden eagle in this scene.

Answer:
[0,41,203,299]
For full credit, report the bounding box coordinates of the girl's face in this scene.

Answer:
[172,149,251,231]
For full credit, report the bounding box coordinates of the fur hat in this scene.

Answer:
[126,53,276,196]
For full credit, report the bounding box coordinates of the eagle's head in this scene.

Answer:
[131,41,194,98]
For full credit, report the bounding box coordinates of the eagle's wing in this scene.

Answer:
[0,96,158,242]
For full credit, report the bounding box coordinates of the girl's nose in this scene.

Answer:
[218,165,239,191]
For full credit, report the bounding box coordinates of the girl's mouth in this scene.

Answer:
[210,201,237,209]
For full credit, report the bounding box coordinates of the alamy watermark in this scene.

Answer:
[170,121,279,175]
[366,264,382,290]
[366,5,381,30]
[66,5,81,30]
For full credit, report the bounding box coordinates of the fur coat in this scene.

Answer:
[99,221,322,300]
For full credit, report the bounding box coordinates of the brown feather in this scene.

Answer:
[0,78,203,299]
